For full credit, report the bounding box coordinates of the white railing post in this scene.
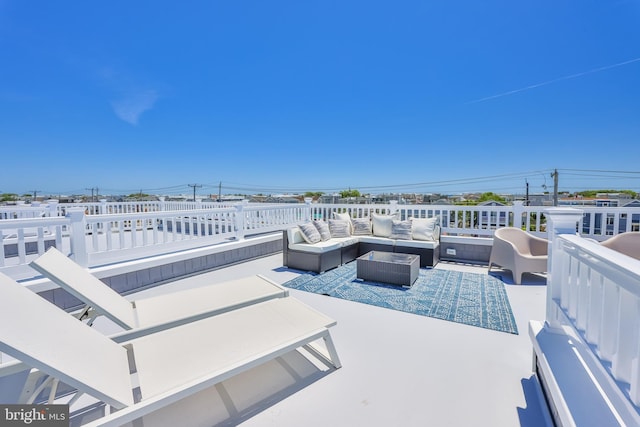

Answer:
[235,200,248,240]
[99,199,108,215]
[389,200,399,216]
[304,197,313,221]
[66,207,89,267]
[45,199,59,217]
[512,201,524,229]
[544,207,583,328]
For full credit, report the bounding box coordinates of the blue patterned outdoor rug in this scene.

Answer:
[283,263,518,334]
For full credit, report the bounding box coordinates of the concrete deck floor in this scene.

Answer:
[117,253,551,427]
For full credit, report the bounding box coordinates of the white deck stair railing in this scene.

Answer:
[531,207,640,426]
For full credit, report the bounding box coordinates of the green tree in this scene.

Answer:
[0,193,18,202]
[340,189,360,198]
[478,192,506,204]
[576,189,638,199]
[304,191,324,199]
[128,193,150,199]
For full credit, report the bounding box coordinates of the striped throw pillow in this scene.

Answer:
[390,220,412,240]
[328,219,351,238]
[313,220,332,241]
[333,212,353,233]
[352,218,372,235]
[298,222,321,244]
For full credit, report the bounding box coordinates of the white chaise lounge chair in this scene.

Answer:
[30,248,288,342]
[0,272,341,427]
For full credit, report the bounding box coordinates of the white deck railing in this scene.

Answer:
[552,233,640,395]
[0,217,66,267]
[0,202,305,269]
[49,199,238,216]
[2,200,640,271]
[532,208,640,426]
[80,208,238,265]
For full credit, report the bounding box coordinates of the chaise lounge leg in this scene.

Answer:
[303,331,342,369]
[322,333,342,369]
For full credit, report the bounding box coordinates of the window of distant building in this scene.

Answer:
[606,214,615,235]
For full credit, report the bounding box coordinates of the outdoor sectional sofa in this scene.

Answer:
[283,213,440,273]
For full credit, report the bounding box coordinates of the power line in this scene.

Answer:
[219,170,555,194]
[559,168,640,175]
[14,168,640,197]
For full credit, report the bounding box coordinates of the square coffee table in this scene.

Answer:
[356,251,420,287]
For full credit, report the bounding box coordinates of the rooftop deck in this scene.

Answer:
[3,201,640,425]
[104,253,549,427]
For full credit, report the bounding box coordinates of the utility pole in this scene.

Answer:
[31,190,40,201]
[525,180,529,206]
[218,181,222,202]
[551,169,559,206]
[85,187,98,203]
[188,184,202,202]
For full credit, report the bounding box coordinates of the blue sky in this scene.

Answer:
[1,1,639,197]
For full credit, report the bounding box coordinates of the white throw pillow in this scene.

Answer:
[412,217,439,241]
[372,214,396,237]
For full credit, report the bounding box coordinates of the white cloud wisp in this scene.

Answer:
[466,56,640,105]
[111,89,159,125]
